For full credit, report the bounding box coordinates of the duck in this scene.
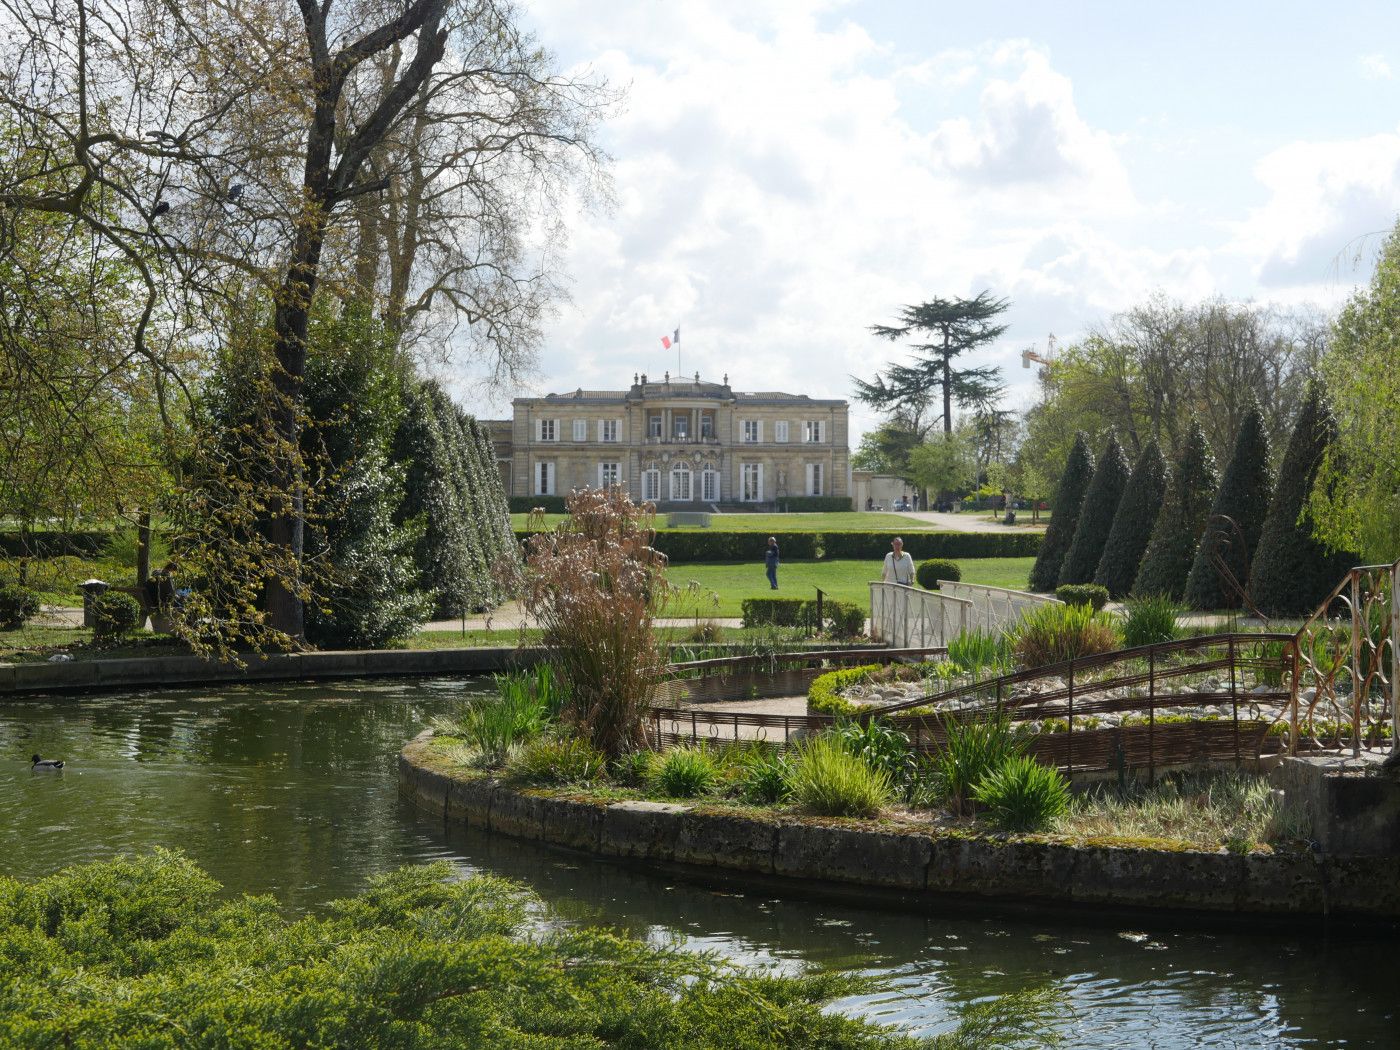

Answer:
[30,754,64,770]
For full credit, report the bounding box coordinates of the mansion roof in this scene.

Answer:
[512,375,844,407]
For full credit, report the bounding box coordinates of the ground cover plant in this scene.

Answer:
[1,851,1071,1048]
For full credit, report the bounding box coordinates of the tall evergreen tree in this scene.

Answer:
[1133,422,1218,599]
[1028,433,1094,592]
[1058,435,1129,585]
[1249,382,1356,616]
[1182,404,1273,610]
[1094,442,1167,598]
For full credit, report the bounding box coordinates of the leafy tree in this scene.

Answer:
[1093,442,1167,598]
[851,420,923,475]
[1133,422,1218,600]
[1183,404,1273,610]
[857,291,1009,438]
[1058,436,1129,586]
[1309,220,1400,563]
[907,434,976,501]
[1251,382,1356,616]
[1027,433,1094,592]
[301,310,432,648]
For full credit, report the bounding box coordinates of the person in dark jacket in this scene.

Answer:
[764,536,779,589]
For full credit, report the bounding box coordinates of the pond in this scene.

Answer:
[1,677,1392,1046]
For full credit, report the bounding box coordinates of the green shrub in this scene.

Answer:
[740,597,806,627]
[505,737,607,785]
[0,582,40,630]
[915,558,960,589]
[92,591,142,641]
[1250,381,1357,616]
[1121,595,1180,648]
[786,734,893,817]
[801,598,865,638]
[1011,602,1120,667]
[836,719,916,792]
[1183,404,1274,610]
[932,715,1030,816]
[946,627,1013,676]
[1028,432,1094,591]
[1133,420,1218,601]
[807,663,884,715]
[649,745,720,798]
[738,751,792,804]
[972,755,1071,831]
[1094,441,1167,598]
[1058,435,1129,585]
[515,529,1043,565]
[775,495,853,512]
[1054,583,1109,611]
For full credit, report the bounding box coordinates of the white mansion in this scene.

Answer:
[486,372,851,507]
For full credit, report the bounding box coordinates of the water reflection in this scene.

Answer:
[0,677,1393,1046]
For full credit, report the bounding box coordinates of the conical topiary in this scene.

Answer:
[1094,442,1167,599]
[1249,382,1357,617]
[1133,422,1218,600]
[1058,435,1130,586]
[1028,433,1094,592]
[1183,404,1273,610]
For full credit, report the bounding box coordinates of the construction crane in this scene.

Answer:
[1020,333,1057,369]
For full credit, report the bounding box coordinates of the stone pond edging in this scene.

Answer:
[400,733,1400,923]
[0,647,544,696]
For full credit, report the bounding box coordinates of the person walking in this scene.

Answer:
[881,537,915,586]
[764,536,780,589]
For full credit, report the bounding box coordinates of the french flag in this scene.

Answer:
[660,327,680,349]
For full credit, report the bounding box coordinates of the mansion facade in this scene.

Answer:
[487,373,851,507]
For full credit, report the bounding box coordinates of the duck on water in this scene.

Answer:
[30,755,64,770]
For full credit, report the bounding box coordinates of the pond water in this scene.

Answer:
[1,677,1393,1046]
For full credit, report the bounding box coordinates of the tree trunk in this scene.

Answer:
[136,510,151,587]
[941,328,953,435]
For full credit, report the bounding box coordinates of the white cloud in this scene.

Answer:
[1359,53,1393,81]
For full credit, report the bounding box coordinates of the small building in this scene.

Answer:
[487,372,851,508]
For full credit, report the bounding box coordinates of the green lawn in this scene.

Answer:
[511,511,948,532]
[666,557,1035,617]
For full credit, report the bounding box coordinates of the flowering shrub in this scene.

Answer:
[519,488,673,757]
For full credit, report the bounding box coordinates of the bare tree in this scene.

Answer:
[0,0,609,640]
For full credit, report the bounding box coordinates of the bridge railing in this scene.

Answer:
[868,582,971,648]
[936,581,1062,633]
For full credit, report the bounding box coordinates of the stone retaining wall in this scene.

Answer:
[401,734,1400,922]
[0,647,543,695]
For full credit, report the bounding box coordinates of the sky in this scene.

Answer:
[452,0,1400,440]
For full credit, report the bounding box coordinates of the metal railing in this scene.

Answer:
[1289,559,1398,756]
[936,581,1062,633]
[868,582,971,648]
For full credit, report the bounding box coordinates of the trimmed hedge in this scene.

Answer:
[810,599,866,638]
[1094,442,1167,599]
[807,663,883,715]
[1028,433,1094,592]
[1133,421,1218,600]
[1058,435,1129,586]
[776,496,854,512]
[92,591,142,640]
[0,531,111,558]
[512,529,1040,565]
[1055,583,1109,611]
[740,597,806,627]
[507,495,568,514]
[915,558,960,589]
[1183,403,1273,610]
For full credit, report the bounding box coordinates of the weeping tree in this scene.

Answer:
[1250,382,1356,617]
[1028,433,1094,592]
[1182,404,1273,610]
[1094,442,1167,599]
[1058,435,1129,586]
[1133,422,1217,600]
